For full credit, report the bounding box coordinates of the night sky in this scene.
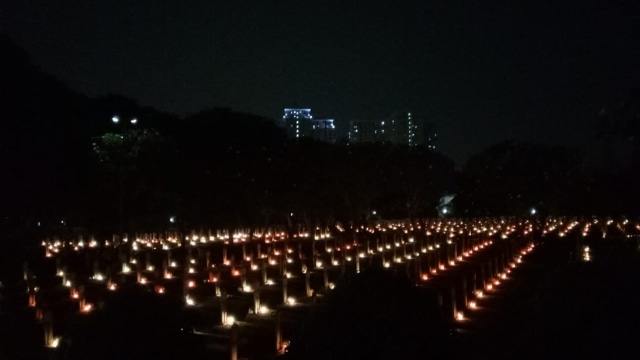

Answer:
[2,0,639,163]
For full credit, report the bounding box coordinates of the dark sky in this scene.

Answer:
[2,0,639,164]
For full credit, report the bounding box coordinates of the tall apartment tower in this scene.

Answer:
[281,108,313,139]
[280,108,335,143]
[385,111,419,146]
[348,111,435,147]
[423,121,437,150]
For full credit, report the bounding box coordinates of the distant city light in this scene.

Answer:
[112,116,119,123]
[530,208,537,215]
[130,118,137,124]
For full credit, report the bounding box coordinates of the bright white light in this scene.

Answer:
[93,274,104,281]
[64,280,72,287]
[49,337,61,348]
[185,296,195,306]
[169,216,176,223]
[456,311,464,321]
[287,297,296,305]
[469,300,477,309]
[130,118,137,124]
[112,116,119,124]
[226,316,236,325]
[122,264,131,273]
[442,208,448,214]
[530,208,537,215]
[259,305,269,314]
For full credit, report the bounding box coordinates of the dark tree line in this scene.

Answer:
[2,34,639,245]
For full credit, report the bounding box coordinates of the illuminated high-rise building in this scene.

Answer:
[386,111,418,146]
[348,111,435,147]
[310,118,336,142]
[280,108,335,143]
[281,108,312,139]
[348,120,379,143]
[423,121,437,150]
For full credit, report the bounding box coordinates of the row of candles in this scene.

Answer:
[24,216,637,356]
